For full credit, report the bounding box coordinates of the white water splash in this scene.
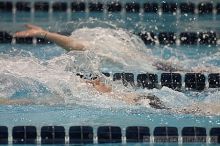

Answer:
[70,27,158,73]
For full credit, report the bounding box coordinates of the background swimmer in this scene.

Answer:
[1,92,220,116]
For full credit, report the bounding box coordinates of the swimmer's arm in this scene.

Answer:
[42,32,87,51]
[14,24,87,51]
[0,98,34,105]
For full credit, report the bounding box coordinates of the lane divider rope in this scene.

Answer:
[0,1,220,15]
[0,31,218,45]
[0,126,219,144]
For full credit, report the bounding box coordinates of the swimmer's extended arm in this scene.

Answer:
[14,24,87,51]
[0,98,34,105]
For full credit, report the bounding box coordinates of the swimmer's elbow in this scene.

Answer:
[63,42,85,51]
[69,44,85,51]
[67,40,89,51]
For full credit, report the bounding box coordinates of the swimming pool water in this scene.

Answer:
[1,0,220,145]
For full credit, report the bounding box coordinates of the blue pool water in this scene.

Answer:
[1,0,220,145]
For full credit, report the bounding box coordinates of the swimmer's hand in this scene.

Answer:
[14,24,46,38]
[86,79,112,93]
